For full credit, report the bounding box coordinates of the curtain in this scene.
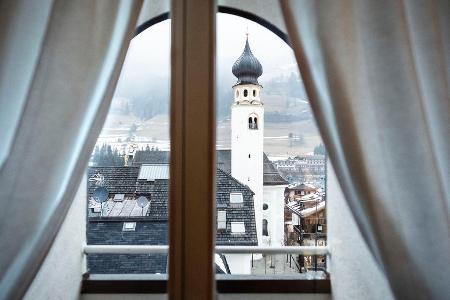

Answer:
[0,1,142,299]
[280,0,449,299]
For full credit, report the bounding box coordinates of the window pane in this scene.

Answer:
[86,19,171,275]
[215,12,327,277]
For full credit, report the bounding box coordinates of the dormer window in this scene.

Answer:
[231,221,246,234]
[217,211,226,229]
[230,192,243,204]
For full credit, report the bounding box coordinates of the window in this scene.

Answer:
[262,219,268,236]
[229,192,243,204]
[217,211,226,229]
[122,222,136,231]
[231,221,245,233]
[83,6,329,296]
[249,115,258,129]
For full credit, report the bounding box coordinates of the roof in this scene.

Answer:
[263,153,289,185]
[232,37,263,86]
[132,150,287,186]
[216,169,258,245]
[87,166,258,274]
[87,221,167,274]
[133,150,170,165]
[286,200,326,218]
[288,183,317,191]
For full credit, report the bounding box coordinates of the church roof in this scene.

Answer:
[232,37,263,86]
[132,150,288,186]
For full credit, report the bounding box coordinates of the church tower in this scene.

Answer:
[231,36,264,245]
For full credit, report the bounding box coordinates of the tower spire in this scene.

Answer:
[232,34,263,86]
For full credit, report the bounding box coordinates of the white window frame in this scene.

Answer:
[122,222,136,231]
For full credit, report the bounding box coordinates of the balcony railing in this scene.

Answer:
[83,244,329,256]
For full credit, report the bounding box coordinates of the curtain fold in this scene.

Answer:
[0,1,142,299]
[280,0,449,299]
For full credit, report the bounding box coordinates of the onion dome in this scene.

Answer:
[232,37,263,86]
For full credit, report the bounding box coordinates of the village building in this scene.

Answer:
[87,165,257,274]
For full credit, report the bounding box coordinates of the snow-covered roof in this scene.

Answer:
[286,200,326,218]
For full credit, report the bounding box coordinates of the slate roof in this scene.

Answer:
[132,150,287,185]
[87,221,167,274]
[86,166,257,274]
[216,169,258,245]
[263,153,289,186]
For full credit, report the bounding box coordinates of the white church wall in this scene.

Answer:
[224,254,253,274]
[262,185,286,247]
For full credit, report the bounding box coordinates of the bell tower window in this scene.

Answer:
[248,115,258,130]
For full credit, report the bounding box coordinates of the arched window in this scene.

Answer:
[253,89,256,97]
[262,219,268,236]
[243,89,248,97]
[236,90,239,98]
[263,203,268,210]
[249,115,258,130]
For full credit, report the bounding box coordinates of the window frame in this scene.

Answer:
[82,3,330,297]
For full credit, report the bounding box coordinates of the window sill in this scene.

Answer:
[81,274,331,294]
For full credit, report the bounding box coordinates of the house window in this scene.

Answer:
[122,222,136,231]
[243,89,248,97]
[231,221,246,233]
[253,89,256,97]
[262,219,268,236]
[217,211,226,229]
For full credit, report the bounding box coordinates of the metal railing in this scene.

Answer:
[83,244,329,256]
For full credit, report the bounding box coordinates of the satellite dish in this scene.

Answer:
[137,196,149,208]
[93,187,109,203]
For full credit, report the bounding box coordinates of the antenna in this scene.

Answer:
[93,186,108,216]
[137,196,149,216]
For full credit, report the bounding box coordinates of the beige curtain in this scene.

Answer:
[0,1,142,299]
[280,0,449,299]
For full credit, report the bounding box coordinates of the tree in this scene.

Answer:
[314,143,326,155]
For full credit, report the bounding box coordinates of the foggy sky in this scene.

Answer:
[114,13,304,99]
